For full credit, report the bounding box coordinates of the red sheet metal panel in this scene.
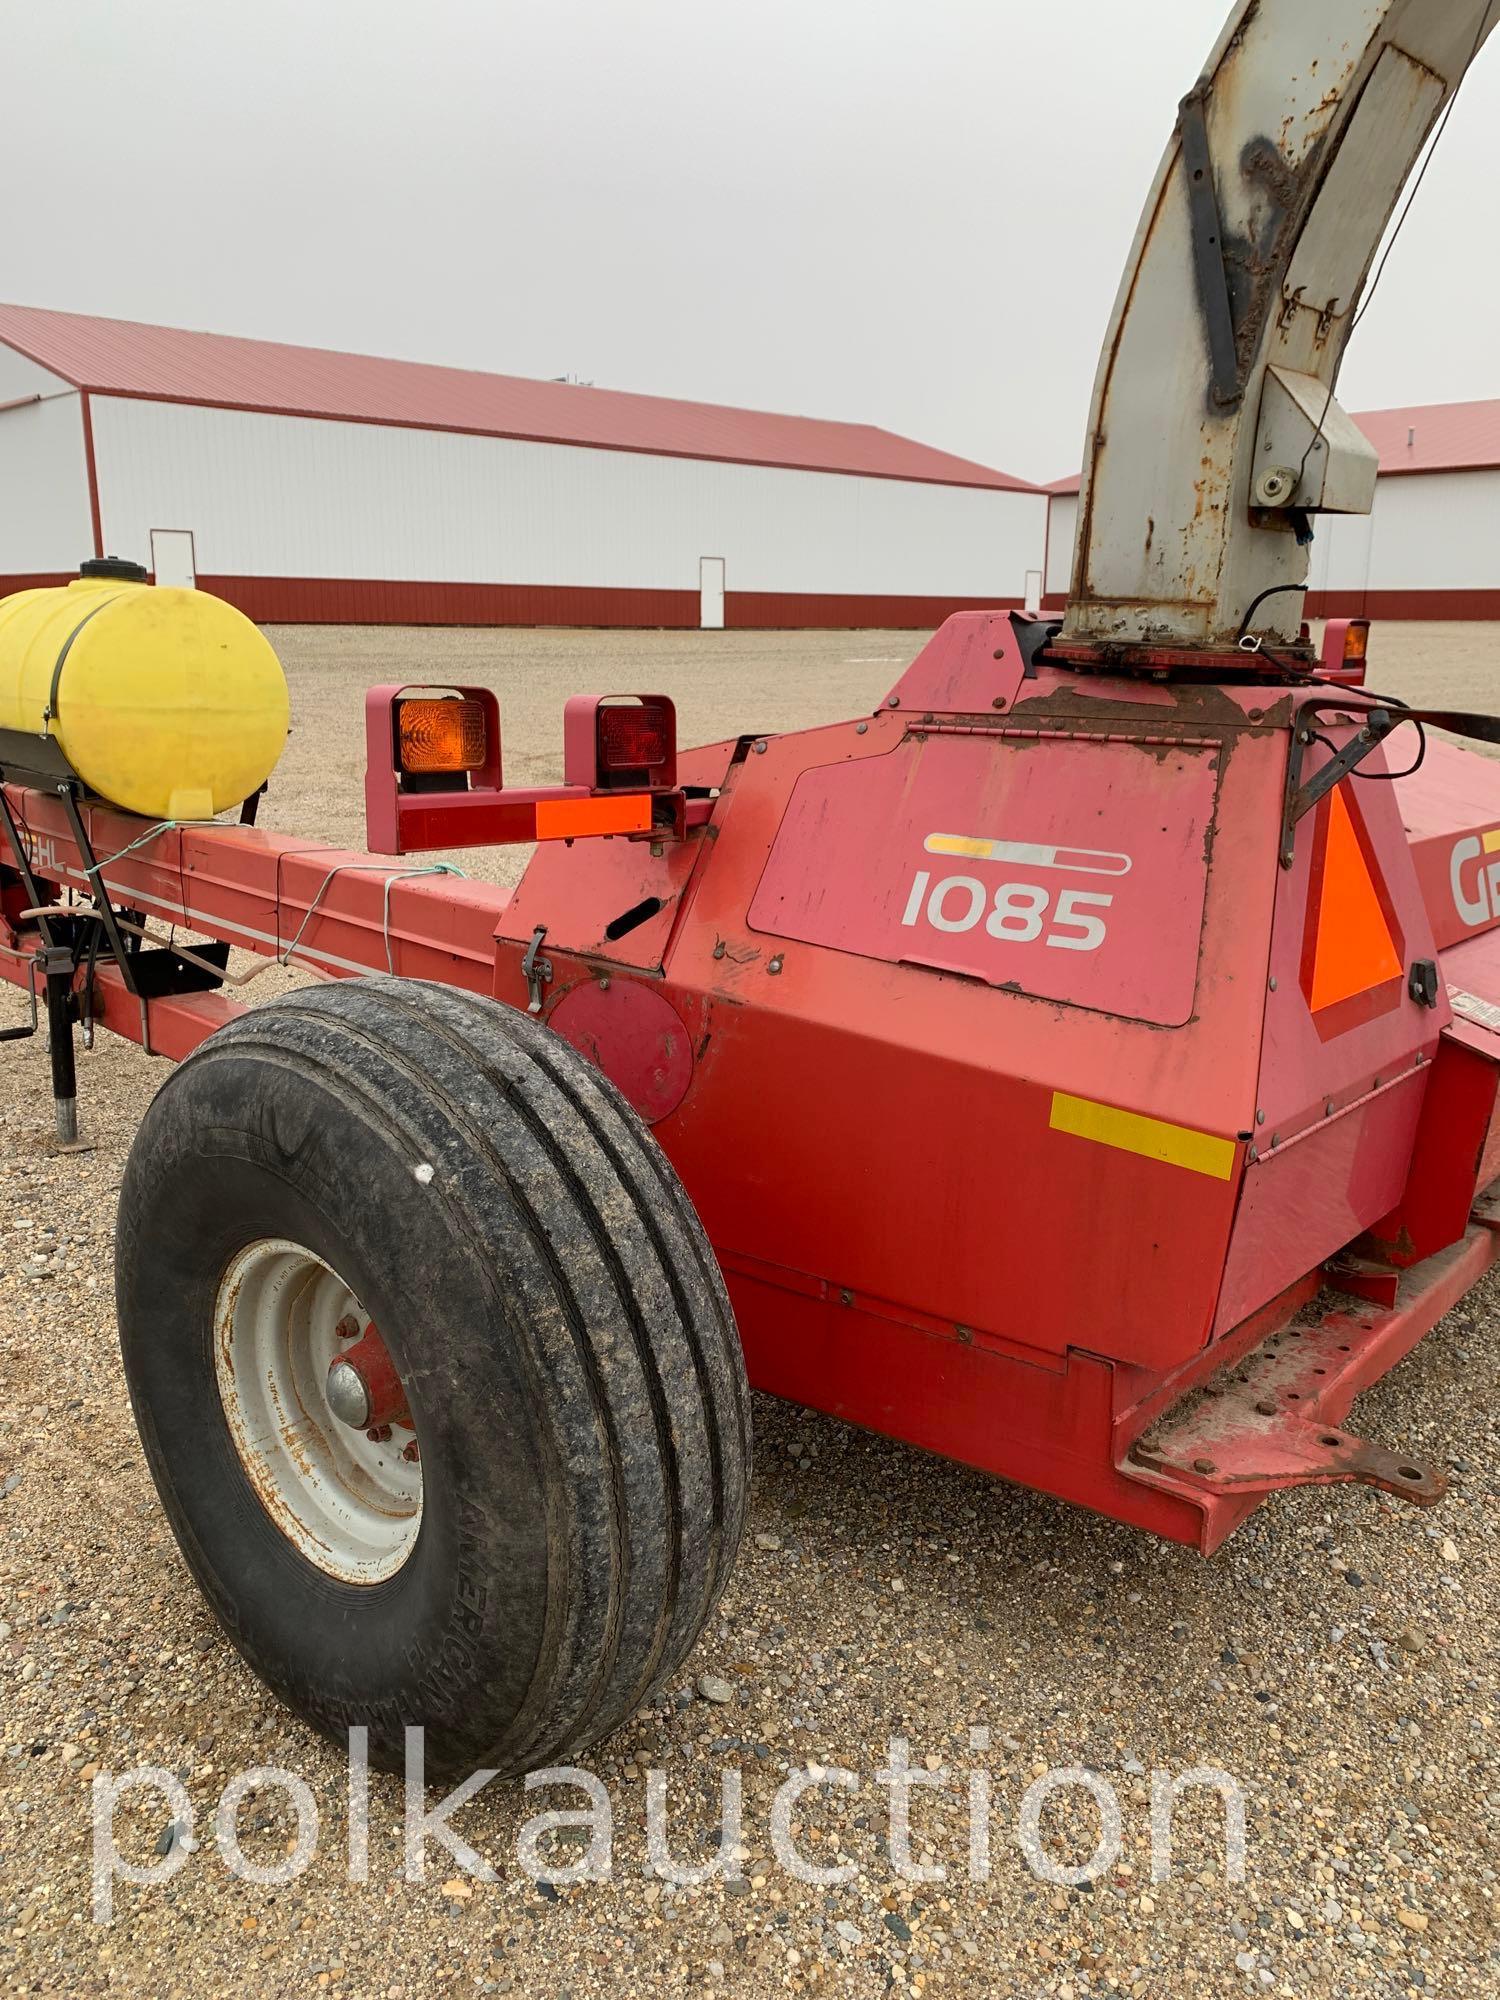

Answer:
[1213,1071,1427,1334]
[747,730,1219,1027]
[1439,921,1500,1043]
[154,575,1021,632]
[883,609,1030,712]
[1256,759,1444,1140]
[488,676,1290,1379]
[1210,717,1449,1334]
[1305,587,1500,620]
[198,575,701,629]
[717,1269,1248,1552]
[1400,736,1500,951]
[1363,1031,1500,1266]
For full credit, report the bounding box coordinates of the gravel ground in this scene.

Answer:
[1,621,1497,1999]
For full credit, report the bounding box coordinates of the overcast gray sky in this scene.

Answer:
[3,1,1495,484]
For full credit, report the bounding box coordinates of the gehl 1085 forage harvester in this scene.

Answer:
[2,0,1499,1776]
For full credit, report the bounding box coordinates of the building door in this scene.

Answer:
[151,529,197,589]
[699,556,725,631]
[1023,568,1043,617]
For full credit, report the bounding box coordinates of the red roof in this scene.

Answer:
[1350,400,1500,476]
[0,302,1032,492]
[1044,398,1500,496]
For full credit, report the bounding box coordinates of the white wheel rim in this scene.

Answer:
[214,1238,422,1584]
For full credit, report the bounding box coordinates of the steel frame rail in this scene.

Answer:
[0,781,509,1058]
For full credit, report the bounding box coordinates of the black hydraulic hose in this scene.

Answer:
[1235,583,1305,642]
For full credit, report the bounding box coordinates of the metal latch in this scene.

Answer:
[521,925,553,1014]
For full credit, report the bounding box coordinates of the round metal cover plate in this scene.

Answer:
[547,979,693,1124]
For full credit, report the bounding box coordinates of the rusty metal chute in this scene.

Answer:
[1060,0,1498,659]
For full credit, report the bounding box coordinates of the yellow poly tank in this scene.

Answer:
[0,559,289,821]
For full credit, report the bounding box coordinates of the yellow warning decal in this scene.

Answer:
[1483,828,1500,855]
[1048,1091,1238,1181]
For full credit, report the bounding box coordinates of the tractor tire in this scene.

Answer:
[114,974,750,1779]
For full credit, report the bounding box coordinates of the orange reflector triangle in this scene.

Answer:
[1308,786,1402,1012]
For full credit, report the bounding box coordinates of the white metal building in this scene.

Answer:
[1043,400,1500,620]
[0,304,1046,630]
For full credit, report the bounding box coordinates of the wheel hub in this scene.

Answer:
[214,1239,421,1584]
[325,1324,410,1432]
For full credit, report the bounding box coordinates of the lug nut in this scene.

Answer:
[402,1442,420,1463]
[335,1314,361,1340]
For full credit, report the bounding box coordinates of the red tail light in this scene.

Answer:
[597,703,673,776]
[562,693,678,791]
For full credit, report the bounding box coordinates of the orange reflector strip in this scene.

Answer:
[534,794,653,840]
[1308,786,1402,1012]
[398,697,488,774]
